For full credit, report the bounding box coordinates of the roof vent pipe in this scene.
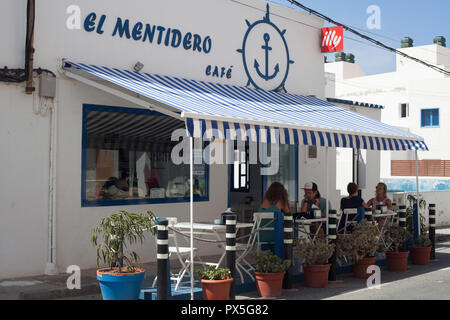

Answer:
[345,53,355,63]
[335,52,346,62]
[401,37,414,48]
[434,36,446,47]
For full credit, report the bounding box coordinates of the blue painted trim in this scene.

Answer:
[81,104,209,207]
[274,211,284,259]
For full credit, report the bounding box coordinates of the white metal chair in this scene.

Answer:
[337,208,359,234]
[151,217,198,291]
[233,212,277,283]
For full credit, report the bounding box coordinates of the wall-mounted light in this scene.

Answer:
[133,62,144,72]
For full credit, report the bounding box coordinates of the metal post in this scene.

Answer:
[226,214,237,300]
[415,150,421,237]
[283,211,293,289]
[429,204,436,260]
[398,205,407,229]
[157,219,169,300]
[328,210,337,281]
[364,207,373,222]
[189,136,194,300]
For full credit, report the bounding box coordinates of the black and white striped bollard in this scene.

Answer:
[226,214,237,300]
[328,210,337,281]
[283,211,293,289]
[398,205,407,229]
[157,219,169,300]
[364,207,373,222]
[429,204,436,260]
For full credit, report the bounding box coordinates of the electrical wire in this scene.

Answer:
[288,0,450,76]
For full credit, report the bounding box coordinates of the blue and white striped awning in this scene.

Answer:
[63,61,428,151]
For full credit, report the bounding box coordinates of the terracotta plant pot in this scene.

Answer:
[410,246,432,265]
[302,264,331,288]
[254,272,285,298]
[200,278,233,300]
[386,251,409,272]
[353,256,376,279]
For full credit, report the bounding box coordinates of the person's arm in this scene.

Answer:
[367,198,373,207]
[300,199,308,213]
[385,198,393,211]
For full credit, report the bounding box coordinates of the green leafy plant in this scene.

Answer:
[336,220,379,263]
[413,234,432,247]
[196,266,231,281]
[384,225,411,252]
[406,194,427,235]
[294,239,335,265]
[91,210,156,273]
[255,251,291,273]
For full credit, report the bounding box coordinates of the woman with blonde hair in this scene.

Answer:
[367,182,393,211]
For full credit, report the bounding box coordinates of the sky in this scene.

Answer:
[267,0,450,75]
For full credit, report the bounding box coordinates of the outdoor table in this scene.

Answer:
[173,222,253,268]
[294,217,327,243]
[373,211,397,249]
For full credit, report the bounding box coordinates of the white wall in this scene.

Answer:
[0,83,50,279]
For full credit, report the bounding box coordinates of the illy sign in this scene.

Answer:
[321,26,344,52]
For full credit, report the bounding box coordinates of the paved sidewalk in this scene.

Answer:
[1,229,449,300]
[0,254,220,300]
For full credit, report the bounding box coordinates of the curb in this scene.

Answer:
[19,283,100,300]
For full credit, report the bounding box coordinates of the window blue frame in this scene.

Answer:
[421,108,439,128]
[81,104,209,207]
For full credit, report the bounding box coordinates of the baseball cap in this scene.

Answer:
[301,182,318,191]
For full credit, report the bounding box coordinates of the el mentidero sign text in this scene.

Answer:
[83,12,213,54]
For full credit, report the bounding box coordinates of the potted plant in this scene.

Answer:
[410,234,432,265]
[91,210,156,300]
[406,194,427,236]
[196,266,233,300]
[254,251,291,298]
[337,220,379,279]
[294,239,334,288]
[384,225,411,272]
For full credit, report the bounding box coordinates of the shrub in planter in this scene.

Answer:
[410,235,432,265]
[384,225,411,272]
[91,210,156,300]
[254,251,291,298]
[336,220,380,278]
[196,266,232,300]
[294,239,334,288]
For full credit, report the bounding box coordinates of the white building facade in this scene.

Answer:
[0,0,336,280]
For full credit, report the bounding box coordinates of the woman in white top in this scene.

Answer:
[367,182,393,212]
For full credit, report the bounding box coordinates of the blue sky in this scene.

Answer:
[268,0,450,75]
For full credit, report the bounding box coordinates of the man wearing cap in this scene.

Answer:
[300,182,332,217]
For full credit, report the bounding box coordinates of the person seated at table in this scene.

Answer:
[367,182,393,212]
[367,182,393,229]
[299,182,331,239]
[300,182,332,217]
[258,182,291,246]
[339,182,367,234]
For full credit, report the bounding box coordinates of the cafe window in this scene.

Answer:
[82,105,208,206]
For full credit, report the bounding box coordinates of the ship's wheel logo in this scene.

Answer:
[237,4,294,92]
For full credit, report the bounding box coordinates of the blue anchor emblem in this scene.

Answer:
[254,33,280,81]
[237,4,294,91]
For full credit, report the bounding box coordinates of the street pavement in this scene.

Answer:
[237,242,450,300]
